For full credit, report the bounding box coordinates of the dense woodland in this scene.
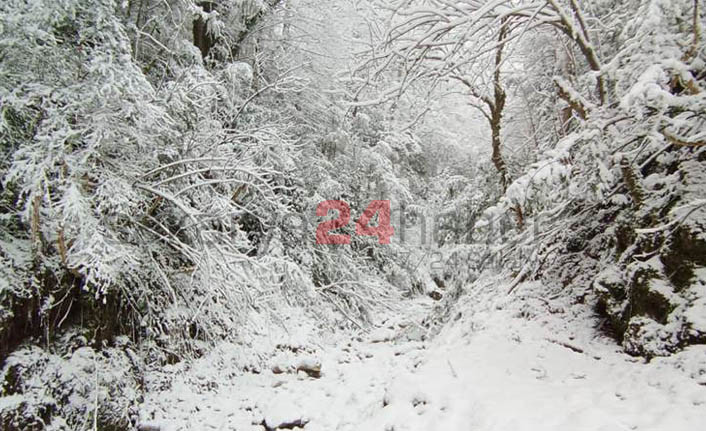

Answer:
[1,0,705,429]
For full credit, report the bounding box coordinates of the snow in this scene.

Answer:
[139,279,706,431]
[685,269,706,334]
[3,0,706,429]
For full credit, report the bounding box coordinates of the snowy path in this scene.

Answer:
[140,285,706,431]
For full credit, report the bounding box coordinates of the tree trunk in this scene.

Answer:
[193,1,216,59]
[490,20,509,191]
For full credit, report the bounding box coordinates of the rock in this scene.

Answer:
[262,396,309,430]
[262,418,308,430]
[428,291,442,301]
[295,358,321,378]
[622,316,678,357]
[369,327,395,343]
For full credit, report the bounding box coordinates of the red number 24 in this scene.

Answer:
[316,200,394,245]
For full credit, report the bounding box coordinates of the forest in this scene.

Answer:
[0,0,705,429]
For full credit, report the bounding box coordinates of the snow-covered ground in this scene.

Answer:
[139,278,706,431]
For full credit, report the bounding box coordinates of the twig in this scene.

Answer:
[546,338,584,354]
[447,359,458,378]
